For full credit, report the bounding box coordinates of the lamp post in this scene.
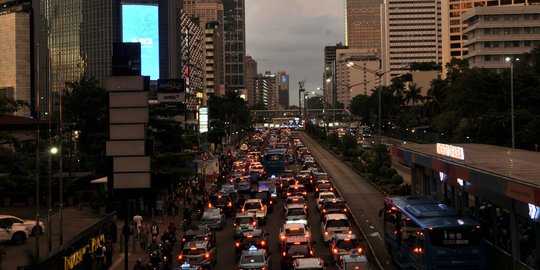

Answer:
[346,61,402,145]
[505,57,518,149]
[48,146,58,255]
[298,81,305,118]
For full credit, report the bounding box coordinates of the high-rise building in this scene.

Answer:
[159,0,183,80]
[336,48,380,108]
[254,72,276,109]
[381,0,442,83]
[345,0,382,51]
[245,56,257,107]
[277,71,289,109]
[183,0,225,97]
[0,2,32,117]
[463,5,538,69]
[324,43,347,108]
[179,9,205,111]
[222,0,246,92]
[33,0,120,116]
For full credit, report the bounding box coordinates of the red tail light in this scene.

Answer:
[235,242,240,247]
[227,202,232,207]
[178,254,183,260]
[205,253,210,259]
[261,240,266,246]
[333,248,339,254]
[357,247,363,253]
[282,251,286,256]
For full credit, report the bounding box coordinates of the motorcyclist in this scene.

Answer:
[148,236,159,254]
[149,250,161,268]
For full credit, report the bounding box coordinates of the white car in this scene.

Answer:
[316,192,337,210]
[293,257,326,270]
[242,199,268,224]
[321,214,351,244]
[0,215,44,236]
[0,217,29,245]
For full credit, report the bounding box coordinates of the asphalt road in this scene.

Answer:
[298,132,397,269]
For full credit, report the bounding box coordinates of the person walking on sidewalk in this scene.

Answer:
[150,221,159,238]
[139,225,148,251]
[133,214,143,236]
[94,241,106,270]
[105,236,114,268]
[133,258,144,270]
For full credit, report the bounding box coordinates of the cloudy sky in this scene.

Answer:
[245,0,344,105]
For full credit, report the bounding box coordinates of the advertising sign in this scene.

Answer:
[199,107,209,133]
[157,79,185,103]
[122,4,159,80]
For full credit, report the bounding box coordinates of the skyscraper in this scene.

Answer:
[183,0,225,96]
[345,0,382,51]
[381,0,442,83]
[277,71,289,109]
[222,0,246,92]
[324,43,347,108]
[245,55,257,107]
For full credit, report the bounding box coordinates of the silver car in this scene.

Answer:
[200,208,226,230]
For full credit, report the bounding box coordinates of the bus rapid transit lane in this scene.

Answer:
[298,132,396,269]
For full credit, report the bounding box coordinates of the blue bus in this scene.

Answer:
[262,148,287,176]
[381,196,485,269]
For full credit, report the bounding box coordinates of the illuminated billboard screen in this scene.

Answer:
[122,4,159,80]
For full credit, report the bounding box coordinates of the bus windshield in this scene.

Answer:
[429,227,482,247]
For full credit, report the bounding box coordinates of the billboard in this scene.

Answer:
[122,4,159,80]
[157,79,185,103]
[199,107,208,133]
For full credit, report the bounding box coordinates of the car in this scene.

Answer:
[0,217,28,245]
[329,233,362,262]
[296,171,314,191]
[314,180,334,196]
[233,212,258,239]
[321,214,352,245]
[178,240,217,269]
[279,223,311,247]
[316,192,337,210]
[284,196,307,212]
[0,215,44,236]
[210,194,235,217]
[320,198,349,220]
[182,224,216,248]
[234,176,252,194]
[237,245,271,270]
[285,204,309,222]
[258,180,278,201]
[235,229,269,256]
[292,258,327,270]
[286,184,307,199]
[200,208,226,230]
[242,199,268,224]
[335,250,369,270]
[281,237,315,269]
[253,188,274,212]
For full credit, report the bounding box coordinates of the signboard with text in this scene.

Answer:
[199,107,208,133]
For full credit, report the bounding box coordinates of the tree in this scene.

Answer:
[63,76,108,173]
[403,83,424,107]
[306,96,323,109]
[0,96,28,115]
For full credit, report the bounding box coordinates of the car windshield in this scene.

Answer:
[287,245,309,255]
[326,219,350,228]
[288,209,305,216]
[245,203,261,210]
[255,192,269,200]
[235,217,253,224]
[336,239,360,249]
[240,254,265,264]
[183,249,205,255]
[320,194,335,200]
[318,183,331,189]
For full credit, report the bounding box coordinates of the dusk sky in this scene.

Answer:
[245,0,345,106]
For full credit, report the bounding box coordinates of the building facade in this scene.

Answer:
[0,3,32,117]
[462,5,540,69]
[222,0,246,92]
[277,71,289,109]
[324,43,348,108]
[180,9,205,111]
[253,72,277,109]
[183,0,225,97]
[335,48,380,108]
[345,0,382,51]
[159,0,183,80]
[381,0,442,84]
[245,55,257,107]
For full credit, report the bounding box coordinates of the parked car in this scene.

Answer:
[0,217,28,245]
[0,215,44,236]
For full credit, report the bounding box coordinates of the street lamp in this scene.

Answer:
[346,61,400,145]
[505,56,519,149]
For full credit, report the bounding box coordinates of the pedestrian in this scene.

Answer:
[82,247,93,270]
[105,236,114,268]
[133,258,144,270]
[139,225,148,251]
[133,213,143,236]
[94,241,106,270]
[150,221,159,237]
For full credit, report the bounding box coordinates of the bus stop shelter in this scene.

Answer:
[391,143,540,270]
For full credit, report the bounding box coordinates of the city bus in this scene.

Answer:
[381,196,485,269]
[262,148,287,176]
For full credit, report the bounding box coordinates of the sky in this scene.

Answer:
[245,0,345,106]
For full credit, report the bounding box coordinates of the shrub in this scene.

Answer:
[367,174,377,183]
[379,166,389,177]
[392,174,404,185]
[386,168,398,178]
[361,152,371,161]
[378,179,393,186]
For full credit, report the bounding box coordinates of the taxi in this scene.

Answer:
[178,262,202,270]
[292,258,327,270]
[242,199,268,224]
[178,240,217,269]
[235,229,269,256]
[237,246,271,270]
[233,212,258,239]
[329,233,363,262]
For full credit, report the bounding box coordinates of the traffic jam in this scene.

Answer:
[177,129,370,270]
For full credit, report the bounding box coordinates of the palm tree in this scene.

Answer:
[403,83,424,106]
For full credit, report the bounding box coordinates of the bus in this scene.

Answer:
[262,148,287,177]
[381,196,485,269]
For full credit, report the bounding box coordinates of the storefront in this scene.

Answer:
[392,143,540,270]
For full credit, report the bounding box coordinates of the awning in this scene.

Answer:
[90,177,107,184]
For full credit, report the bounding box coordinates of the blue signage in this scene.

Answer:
[122,4,159,80]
